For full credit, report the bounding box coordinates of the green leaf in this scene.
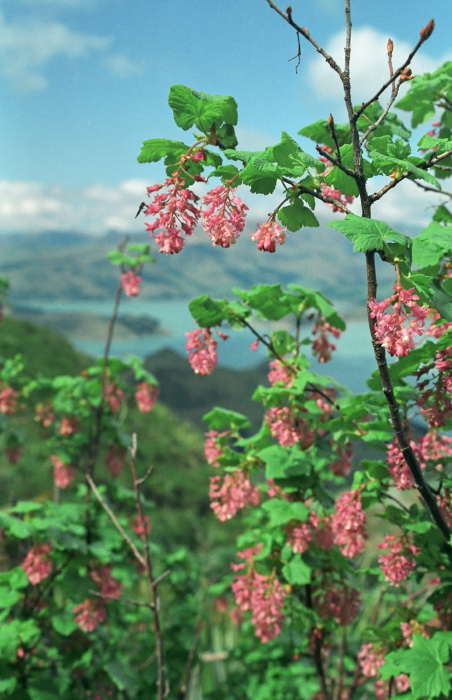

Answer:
[0,678,16,694]
[233,284,300,321]
[0,589,21,609]
[105,659,138,694]
[381,633,452,699]
[278,199,319,231]
[282,554,312,585]
[396,62,452,127]
[298,119,351,150]
[257,445,311,479]
[328,214,411,254]
[418,134,452,154]
[356,101,411,140]
[188,295,227,327]
[430,278,452,321]
[51,614,78,636]
[168,85,238,132]
[203,407,250,431]
[137,137,190,164]
[262,499,309,527]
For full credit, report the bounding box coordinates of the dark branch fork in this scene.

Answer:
[265,1,451,542]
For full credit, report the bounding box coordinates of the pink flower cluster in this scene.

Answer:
[135,382,159,412]
[267,359,295,387]
[185,327,218,375]
[331,488,368,558]
[265,406,314,449]
[201,185,248,247]
[377,534,420,586]
[329,442,353,476]
[121,270,142,297]
[321,183,354,212]
[231,546,287,642]
[251,218,287,252]
[316,582,361,625]
[131,513,152,537]
[105,445,127,477]
[368,284,430,357]
[358,642,410,699]
[73,566,121,633]
[35,400,54,427]
[311,317,341,363]
[387,431,452,490]
[0,384,18,414]
[144,175,201,254]
[209,468,260,521]
[51,455,75,489]
[103,382,124,413]
[21,544,53,585]
[204,429,230,466]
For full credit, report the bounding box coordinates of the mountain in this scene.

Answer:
[0,224,394,308]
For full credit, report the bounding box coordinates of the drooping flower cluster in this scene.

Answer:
[316,581,361,625]
[0,384,19,414]
[286,519,313,554]
[185,327,218,375]
[386,431,452,490]
[204,429,230,466]
[358,643,410,699]
[59,416,80,436]
[201,185,248,247]
[131,513,152,537]
[209,468,260,521]
[377,534,420,586]
[265,406,314,449]
[51,454,75,489]
[231,546,287,642]
[35,400,55,427]
[121,270,142,297]
[368,283,430,357]
[329,441,353,476]
[267,359,295,387]
[90,566,122,600]
[386,437,418,490]
[144,173,201,254]
[103,382,124,413]
[331,488,368,558]
[251,218,287,252]
[135,382,159,412]
[321,183,354,212]
[21,544,53,585]
[311,316,341,363]
[73,599,106,633]
[104,445,127,477]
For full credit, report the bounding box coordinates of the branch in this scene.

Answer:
[265,1,344,77]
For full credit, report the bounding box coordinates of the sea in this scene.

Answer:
[21,298,378,395]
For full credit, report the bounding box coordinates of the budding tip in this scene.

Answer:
[420,18,435,41]
[387,38,394,54]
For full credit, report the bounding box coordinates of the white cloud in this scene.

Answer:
[102,53,143,78]
[1,175,448,239]
[0,11,111,92]
[305,26,452,116]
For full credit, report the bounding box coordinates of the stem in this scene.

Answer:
[129,434,167,700]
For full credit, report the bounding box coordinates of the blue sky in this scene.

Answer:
[1,0,451,235]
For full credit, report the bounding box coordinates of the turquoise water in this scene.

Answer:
[22,299,377,394]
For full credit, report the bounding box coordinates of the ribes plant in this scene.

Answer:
[133,2,452,698]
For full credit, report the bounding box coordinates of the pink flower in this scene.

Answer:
[231,548,287,642]
[209,469,260,521]
[329,442,353,476]
[265,406,313,448]
[51,455,75,489]
[135,382,159,412]
[201,185,248,247]
[0,384,18,414]
[144,171,201,254]
[251,219,287,252]
[316,582,361,625]
[131,514,152,537]
[105,445,127,477]
[59,416,79,436]
[90,566,122,599]
[185,327,218,375]
[103,382,124,413]
[321,183,354,212]
[204,430,229,467]
[358,643,385,678]
[368,284,430,357]
[73,599,106,632]
[331,488,368,558]
[377,535,420,586]
[286,520,312,553]
[4,446,22,465]
[311,317,341,363]
[21,544,53,585]
[35,400,54,427]
[121,270,142,297]
[267,360,294,387]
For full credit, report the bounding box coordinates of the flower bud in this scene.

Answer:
[387,38,393,55]
[420,19,435,41]
[327,113,335,128]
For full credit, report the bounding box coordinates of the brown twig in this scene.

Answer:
[129,434,167,700]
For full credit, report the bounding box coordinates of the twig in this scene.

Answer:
[129,434,167,700]
[85,473,146,567]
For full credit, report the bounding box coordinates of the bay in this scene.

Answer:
[21,298,377,394]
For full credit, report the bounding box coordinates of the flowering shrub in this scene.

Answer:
[1,2,452,699]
